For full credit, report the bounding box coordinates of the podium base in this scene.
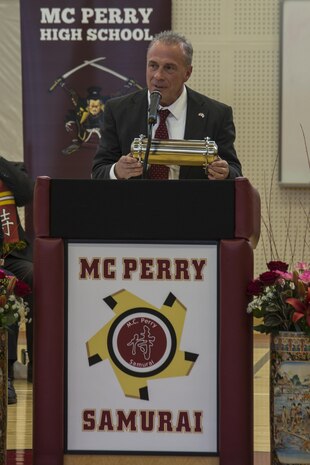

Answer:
[64,455,219,465]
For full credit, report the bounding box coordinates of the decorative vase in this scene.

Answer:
[270,331,310,465]
[0,328,7,465]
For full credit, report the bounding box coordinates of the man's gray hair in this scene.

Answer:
[148,31,193,66]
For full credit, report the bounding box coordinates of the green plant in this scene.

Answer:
[0,269,31,329]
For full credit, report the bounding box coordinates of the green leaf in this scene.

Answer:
[252,308,264,318]
[264,313,283,327]
[253,324,275,335]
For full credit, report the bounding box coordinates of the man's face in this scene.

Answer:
[88,99,102,116]
[146,41,192,107]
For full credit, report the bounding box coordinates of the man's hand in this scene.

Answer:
[65,121,75,132]
[114,154,143,179]
[207,157,229,180]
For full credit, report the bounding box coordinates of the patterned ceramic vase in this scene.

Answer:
[270,331,310,465]
[0,328,7,465]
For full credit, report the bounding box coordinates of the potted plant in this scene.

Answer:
[247,260,310,465]
[0,268,31,465]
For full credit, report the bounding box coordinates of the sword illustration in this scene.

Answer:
[48,57,106,92]
[84,60,143,90]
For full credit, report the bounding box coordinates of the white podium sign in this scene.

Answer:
[66,242,218,454]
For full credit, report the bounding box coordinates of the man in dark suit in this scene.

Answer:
[92,30,242,180]
[0,156,34,403]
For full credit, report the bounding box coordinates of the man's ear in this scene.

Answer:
[184,65,193,82]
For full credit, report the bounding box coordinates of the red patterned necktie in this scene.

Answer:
[148,109,170,179]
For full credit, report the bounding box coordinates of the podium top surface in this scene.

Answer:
[34,178,260,246]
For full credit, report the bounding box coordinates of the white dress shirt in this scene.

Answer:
[110,86,188,179]
[151,86,187,179]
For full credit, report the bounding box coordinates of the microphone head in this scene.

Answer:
[148,91,162,124]
[150,90,162,99]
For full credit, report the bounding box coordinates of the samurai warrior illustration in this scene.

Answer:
[61,85,105,155]
[49,57,142,155]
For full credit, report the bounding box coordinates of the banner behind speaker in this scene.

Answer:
[20,1,171,180]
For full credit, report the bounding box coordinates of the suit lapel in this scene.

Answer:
[184,88,210,140]
[128,89,149,141]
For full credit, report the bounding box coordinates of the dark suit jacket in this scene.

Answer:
[0,157,34,261]
[92,86,242,179]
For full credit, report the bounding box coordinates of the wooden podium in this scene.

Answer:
[33,177,260,465]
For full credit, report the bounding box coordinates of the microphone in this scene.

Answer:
[148,91,162,125]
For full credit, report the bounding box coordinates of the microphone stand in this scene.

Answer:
[142,121,155,179]
[143,91,161,179]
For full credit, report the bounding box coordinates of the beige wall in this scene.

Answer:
[0,0,309,274]
[173,0,309,274]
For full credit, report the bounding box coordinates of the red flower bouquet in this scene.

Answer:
[0,269,31,329]
[247,261,310,336]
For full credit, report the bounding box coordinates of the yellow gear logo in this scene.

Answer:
[86,289,198,400]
